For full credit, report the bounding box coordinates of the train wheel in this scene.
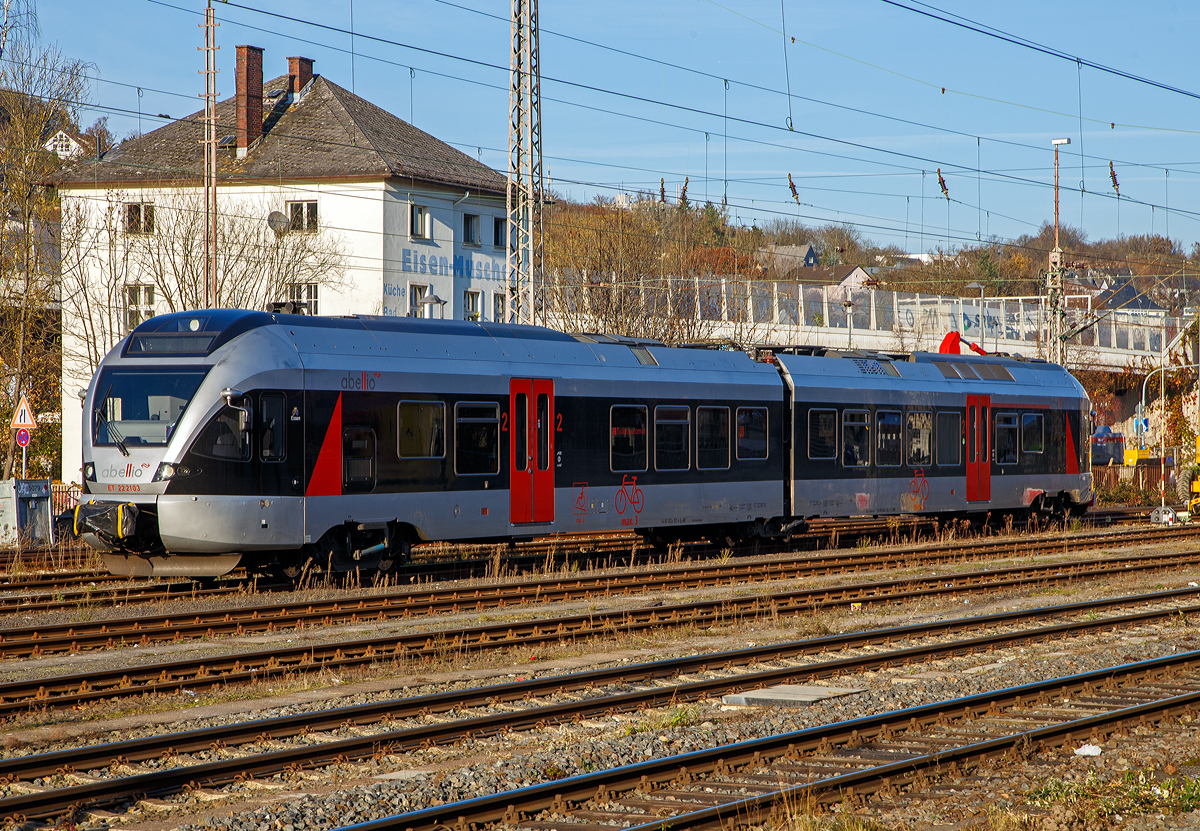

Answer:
[273,554,314,582]
[377,540,411,576]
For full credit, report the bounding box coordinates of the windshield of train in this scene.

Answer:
[92,367,210,448]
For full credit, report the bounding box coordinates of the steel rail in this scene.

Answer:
[5,550,1200,713]
[592,688,1200,831]
[336,650,1200,831]
[0,510,1161,614]
[5,525,1195,657]
[4,593,1199,821]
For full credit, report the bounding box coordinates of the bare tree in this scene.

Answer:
[60,188,348,375]
[0,31,89,477]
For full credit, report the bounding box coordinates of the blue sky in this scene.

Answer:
[44,0,1200,254]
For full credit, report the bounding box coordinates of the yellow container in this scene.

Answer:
[1124,447,1150,467]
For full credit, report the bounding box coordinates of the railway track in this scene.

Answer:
[0,507,1155,610]
[345,650,1200,831]
[5,523,1199,655]
[5,547,1200,714]
[2,590,1196,822]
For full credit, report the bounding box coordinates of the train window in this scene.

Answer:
[343,428,376,492]
[655,406,690,471]
[536,393,550,472]
[736,407,768,460]
[906,411,932,467]
[1022,413,1044,454]
[514,393,529,472]
[696,407,730,470]
[398,401,445,459]
[876,411,902,466]
[260,393,286,461]
[842,411,869,467]
[611,405,648,472]
[808,409,837,459]
[194,405,251,461]
[455,403,500,475]
[995,413,1018,465]
[936,411,961,466]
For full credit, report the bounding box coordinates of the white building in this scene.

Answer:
[54,48,509,482]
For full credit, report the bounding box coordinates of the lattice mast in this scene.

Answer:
[199,0,219,308]
[506,0,543,326]
[1046,138,1070,365]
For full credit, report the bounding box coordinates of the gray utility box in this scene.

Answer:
[0,479,53,548]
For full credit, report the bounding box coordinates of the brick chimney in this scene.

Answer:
[236,45,264,160]
[288,56,314,96]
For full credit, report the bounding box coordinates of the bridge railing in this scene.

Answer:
[545,272,1181,364]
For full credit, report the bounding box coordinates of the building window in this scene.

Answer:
[125,284,155,332]
[494,216,506,249]
[287,201,317,232]
[463,290,481,321]
[287,283,319,315]
[463,213,480,246]
[493,291,507,323]
[125,203,154,234]
[411,204,430,239]
[409,283,429,317]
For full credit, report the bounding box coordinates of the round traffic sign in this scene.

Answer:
[15,428,29,448]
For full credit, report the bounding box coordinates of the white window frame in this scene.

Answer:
[463,213,481,247]
[493,216,507,249]
[411,204,430,240]
[463,289,481,321]
[125,284,156,332]
[124,202,154,235]
[286,200,318,232]
[408,283,430,318]
[287,282,319,315]
[493,291,507,323]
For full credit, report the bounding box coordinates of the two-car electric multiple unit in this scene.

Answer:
[75,310,1093,578]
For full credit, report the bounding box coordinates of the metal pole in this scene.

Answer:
[21,445,25,479]
[1161,317,1166,506]
[1054,144,1060,252]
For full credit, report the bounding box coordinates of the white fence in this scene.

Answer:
[546,273,1182,368]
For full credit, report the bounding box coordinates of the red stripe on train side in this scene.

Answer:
[306,394,343,497]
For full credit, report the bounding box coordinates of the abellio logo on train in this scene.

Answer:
[342,371,382,391]
[102,463,144,479]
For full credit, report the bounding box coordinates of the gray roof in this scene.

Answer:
[53,74,506,194]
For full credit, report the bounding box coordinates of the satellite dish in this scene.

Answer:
[267,210,289,236]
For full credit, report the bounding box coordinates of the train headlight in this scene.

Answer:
[152,462,194,482]
[83,462,95,481]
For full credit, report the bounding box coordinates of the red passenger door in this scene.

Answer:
[509,378,555,524]
[965,394,991,502]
